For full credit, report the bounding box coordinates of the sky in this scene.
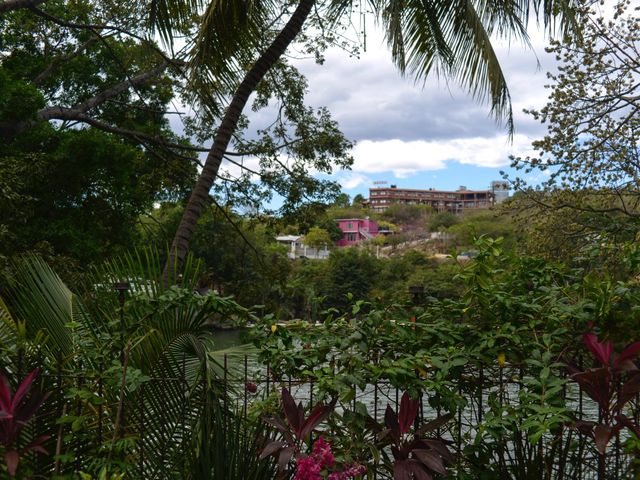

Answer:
[191,12,565,204]
[277,16,558,198]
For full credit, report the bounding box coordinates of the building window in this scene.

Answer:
[346,233,357,242]
[347,222,353,229]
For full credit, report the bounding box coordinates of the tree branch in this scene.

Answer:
[0,61,170,139]
[0,0,46,14]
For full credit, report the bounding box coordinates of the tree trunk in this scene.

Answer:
[163,0,315,283]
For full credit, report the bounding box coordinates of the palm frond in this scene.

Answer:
[0,296,19,367]
[4,256,97,360]
[149,0,207,46]
[443,0,514,134]
[184,0,280,120]
[190,398,278,479]
[370,0,580,134]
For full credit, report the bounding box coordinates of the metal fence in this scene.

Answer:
[8,353,639,479]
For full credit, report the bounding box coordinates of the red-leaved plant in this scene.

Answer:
[569,332,640,455]
[372,392,453,479]
[0,369,50,477]
[260,388,336,471]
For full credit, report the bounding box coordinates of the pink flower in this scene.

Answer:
[312,437,335,468]
[294,437,364,479]
[328,464,367,479]
[294,456,322,480]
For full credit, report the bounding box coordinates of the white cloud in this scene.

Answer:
[351,134,536,177]
[218,156,261,180]
[294,19,556,148]
[335,172,372,190]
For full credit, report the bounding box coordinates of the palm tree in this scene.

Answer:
[157,0,580,279]
[0,251,264,477]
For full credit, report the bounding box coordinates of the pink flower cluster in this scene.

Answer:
[327,464,367,480]
[293,437,366,480]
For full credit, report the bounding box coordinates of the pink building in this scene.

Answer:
[335,218,379,247]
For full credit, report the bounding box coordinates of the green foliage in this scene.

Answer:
[1,129,194,266]
[351,194,365,207]
[0,2,197,272]
[447,209,518,251]
[380,203,432,225]
[376,220,399,233]
[0,69,44,122]
[326,249,378,311]
[509,1,640,260]
[509,192,640,268]
[325,204,372,222]
[332,193,351,208]
[0,250,255,478]
[303,227,333,250]
[248,236,640,477]
[428,211,459,231]
[140,205,292,313]
[191,399,278,480]
[315,217,344,243]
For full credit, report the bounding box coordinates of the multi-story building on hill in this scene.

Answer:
[368,182,508,213]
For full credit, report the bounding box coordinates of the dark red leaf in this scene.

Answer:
[413,449,447,475]
[620,371,640,407]
[407,459,433,480]
[385,404,400,440]
[571,420,596,436]
[416,414,453,436]
[393,459,412,480]
[281,388,302,435]
[571,368,611,411]
[566,363,580,376]
[594,424,614,455]
[15,391,50,424]
[11,369,38,411]
[4,450,19,477]
[615,359,637,372]
[0,375,11,413]
[22,435,49,456]
[617,414,640,438]
[300,403,334,441]
[391,445,404,461]
[31,445,48,455]
[398,392,419,434]
[614,342,640,369]
[584,333,613,365]
[259,440,286,459]
[263,415,288,435]
[277,446,295,471]
[423,439,454,464]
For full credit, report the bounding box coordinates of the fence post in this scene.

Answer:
[139,383,144,477]
[578,355,583,479]
[224,353,228,418]
[457,379,462,471]
[243,354,248,419]
[374,380,378,480]
[498,364,504,476]
[97,364,103,446]
[478,365,483,424]
[266,362,270,396]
